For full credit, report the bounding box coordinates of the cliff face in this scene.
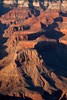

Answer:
[1,0,67,9]
[0,0,67,99]
[0,7,67,100]
[3,0,17,4]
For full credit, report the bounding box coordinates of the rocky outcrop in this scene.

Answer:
[0,49,47,99]
[0,48,67,100]
[0,0,67,10]
[0,6,67,100]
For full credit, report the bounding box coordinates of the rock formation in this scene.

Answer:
[0,4,67,100]
[0,0,67,10]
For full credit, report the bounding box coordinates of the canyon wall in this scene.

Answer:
[0,0,67,9]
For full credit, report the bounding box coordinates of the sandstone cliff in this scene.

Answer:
[0,0,67,10]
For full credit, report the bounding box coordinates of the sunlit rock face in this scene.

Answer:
[0,0,67,99]
[3,0,17,4]
[1,0,67,10]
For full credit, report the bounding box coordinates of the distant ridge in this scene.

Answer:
[0,0,67,10]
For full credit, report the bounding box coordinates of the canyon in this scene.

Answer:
[0,1,67,100]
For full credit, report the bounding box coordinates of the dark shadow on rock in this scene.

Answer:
[41,22,47,30]
[0,94,32,100]
[34,41,57,52]
[28,31,45,40]
[40,18,64,42]
[0,89,66,100]
[23,25,30,31]
[28,0,40,17]
[0,66,5,70]
[42,89,63,100]
[60,11,67,17]
[28,12,32,17]
[27,86,64,100]
[28,20,64,41]
[61,94,67,100]
[0,21,8,60]
[41,72,57,89]
[27,86,45,94]
[21,70,34,87]
[28,0,34,9]
[39,0,46,10]
[45,29,64,41]
[34,42,67,77]
[54,17,63,22]
[0,1,11,17]
[29,15,67,77]
[15,0,18,7]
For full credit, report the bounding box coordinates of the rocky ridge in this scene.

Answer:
[0,0,67,10]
